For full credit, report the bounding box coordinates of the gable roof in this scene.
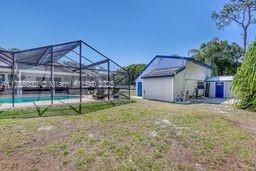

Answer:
[155,55,211,69]
[135,55,211,81]
[141,66,185,79]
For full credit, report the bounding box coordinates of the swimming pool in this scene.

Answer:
[0,95,79,103]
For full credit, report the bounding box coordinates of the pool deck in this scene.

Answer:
[0,95,102,110]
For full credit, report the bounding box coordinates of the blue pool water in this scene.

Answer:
[0,95,79,103]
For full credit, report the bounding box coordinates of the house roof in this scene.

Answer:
[0,41,81,69]
[141,66,185,79]
[135,55,211,81]
[0,47,12,68]
[155,55,212,69]
[0,41,110,77]
[15,40,80,69]
[205,76,234,82]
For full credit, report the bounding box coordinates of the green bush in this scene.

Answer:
[232,42,256,110]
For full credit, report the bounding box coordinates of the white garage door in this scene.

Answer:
[143,77,173,102]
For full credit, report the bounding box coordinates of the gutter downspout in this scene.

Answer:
[171,75,174,102]
[183,61,187,100]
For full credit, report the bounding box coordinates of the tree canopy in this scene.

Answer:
[232,41,256,110]
[9,48,20,52]
[124,64,146,84]
[212,0,256,51]
[188,38,244,76]
[113,64,146,86]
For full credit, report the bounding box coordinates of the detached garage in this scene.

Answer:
[205,76,233,99]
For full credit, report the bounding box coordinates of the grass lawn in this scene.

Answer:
[0,98,255,170]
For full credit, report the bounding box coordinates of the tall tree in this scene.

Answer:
[188,38,244,76]
[232,41,256,110]
[125,64,146,85]
[212,0,256,52]
[114,64,146,86]
[9,48,20,52]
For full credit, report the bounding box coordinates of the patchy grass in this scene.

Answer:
[0,99,255,170]
[0,99,134,119]
[172,113,254,167]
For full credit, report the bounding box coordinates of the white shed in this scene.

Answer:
[205,76,233,99]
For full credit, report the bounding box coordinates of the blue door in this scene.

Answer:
[215,82,224,98]
[137,82,142,96]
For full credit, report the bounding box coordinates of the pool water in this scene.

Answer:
[0,95,79,103]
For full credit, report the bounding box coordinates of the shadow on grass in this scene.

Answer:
[146,98,230,105]
[0,99,135,119]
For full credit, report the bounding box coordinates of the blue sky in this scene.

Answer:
[0,0,255,66]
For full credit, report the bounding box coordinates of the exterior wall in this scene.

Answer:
[208,82,215,98]
[143,77,173,102]
[173,69,185,100]
[224,81,232,98]
[20,73,72,82]
[0,68,86,89]
[185,61,211,81]
[207,81,232,98]
[0,68,12,82]
[184,61,211,96]
[135,57,184,96]
[185,80,198,95]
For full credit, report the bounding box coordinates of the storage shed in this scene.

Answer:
[205,76,233,99]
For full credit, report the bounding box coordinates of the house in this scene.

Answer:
[135,56,212,102]
[205,76,233,99]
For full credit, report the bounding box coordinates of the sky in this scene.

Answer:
[0,0,255,66]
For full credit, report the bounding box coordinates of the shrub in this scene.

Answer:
[232,42,256,110]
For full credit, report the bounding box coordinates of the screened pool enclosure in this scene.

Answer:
[0,40,130,113]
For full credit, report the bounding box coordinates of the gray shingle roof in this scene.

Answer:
[141,66,185,78]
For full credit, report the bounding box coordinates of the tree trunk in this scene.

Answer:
[243,28,247,53]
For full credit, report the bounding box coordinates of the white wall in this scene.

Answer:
[208,82,215,98]
[224,81,232,98]
[207,81,232,98]
[185,61,211,81]
[173,69,185,100]
[143,77,173,102]
[185,61,211,95]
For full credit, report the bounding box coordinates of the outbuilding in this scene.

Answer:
[205,76,233,99]
[135,55,211,102]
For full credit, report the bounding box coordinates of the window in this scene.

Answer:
[197,82,204,89]
[54,77,61,87]
[8,74,18,82]
[0,74,5,83]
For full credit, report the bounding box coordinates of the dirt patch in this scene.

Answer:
[167,139,202,170]
[38,125,55,131]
